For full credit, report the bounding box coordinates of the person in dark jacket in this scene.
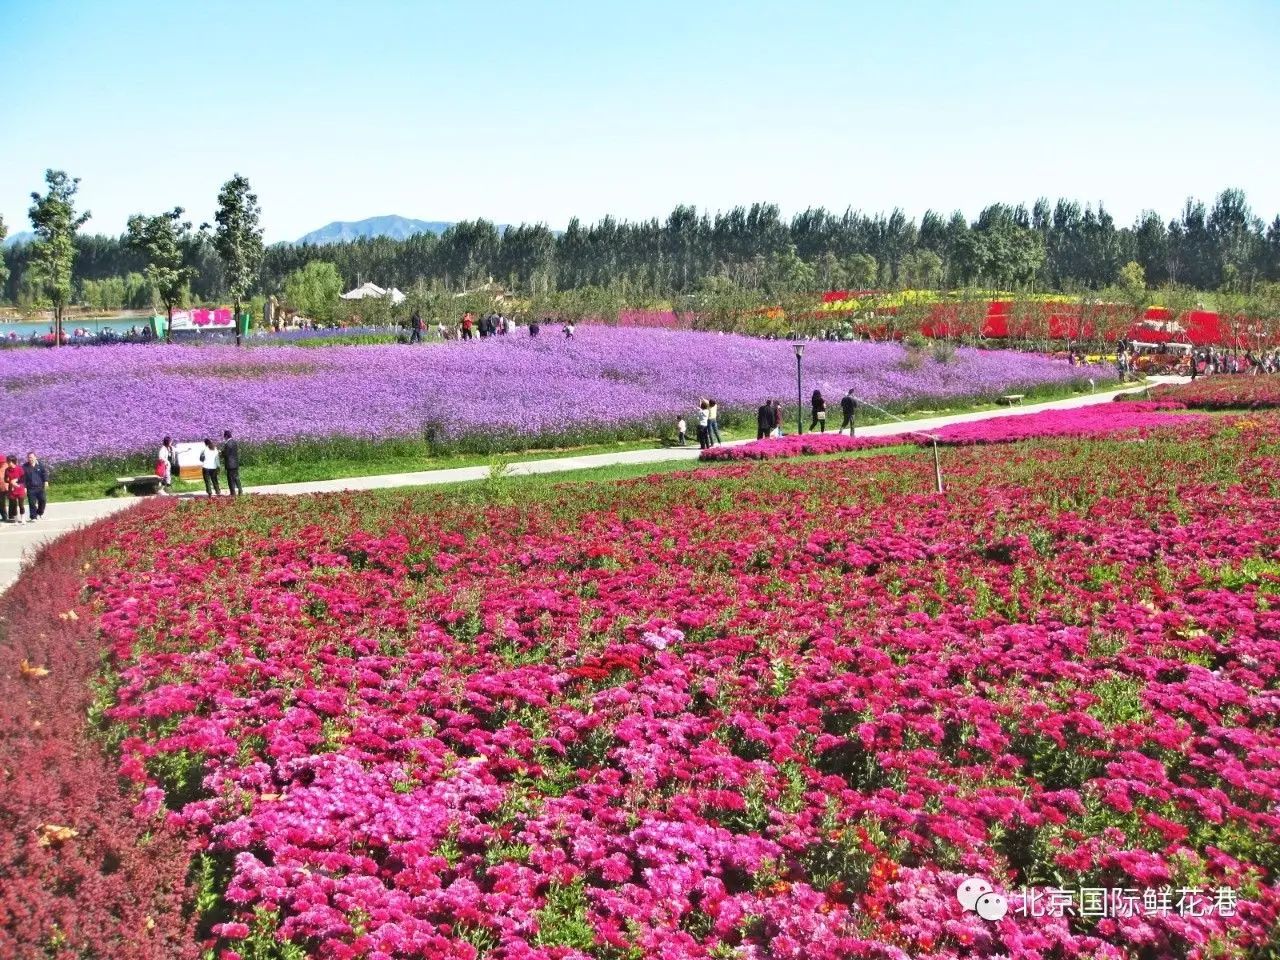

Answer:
[23,452,48,520]
[757,400,774,440]
[839,390,858,435]
[810,389,827,432]
[409,310,424,344]
[221,430,242,496]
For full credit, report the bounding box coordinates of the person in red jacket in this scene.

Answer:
[4,455,26,523]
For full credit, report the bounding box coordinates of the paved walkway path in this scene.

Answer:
[0,379,1180,594]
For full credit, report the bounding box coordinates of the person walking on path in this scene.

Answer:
[4,455,26,523]
[810,389,827,433]
[199,439,223,496]
[697,400,711,450]
[757,399,774,440]
[707,398,722,445]
[677,416,688,446]
[409,310,424,344]
[839,390,858,435]
[23,452,48,520]
[222,430,243,496]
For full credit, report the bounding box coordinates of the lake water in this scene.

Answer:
[0,317,152,340]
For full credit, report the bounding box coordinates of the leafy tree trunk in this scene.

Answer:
[234,296,242,347]
[167,303,174,344]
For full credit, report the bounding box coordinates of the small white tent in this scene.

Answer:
[341,282,407,305]
[341,282,387,300]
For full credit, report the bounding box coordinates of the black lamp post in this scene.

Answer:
[793,342,804,435]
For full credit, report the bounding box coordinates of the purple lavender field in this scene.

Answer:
[0,327,1111,465]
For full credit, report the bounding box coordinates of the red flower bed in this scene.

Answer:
[928,402,1199,446]
[703,403,1195,462]
[1148,375,1280,409]
[700,432,902,461]
[0,502,195,960]
[50,416,1280,958]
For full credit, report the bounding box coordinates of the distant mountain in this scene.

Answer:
[3,230,35,248]
[295,216,456,245]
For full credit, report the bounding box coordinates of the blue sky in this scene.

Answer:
[2,0,1277,243]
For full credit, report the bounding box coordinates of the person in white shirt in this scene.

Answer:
[697,400,711,449]
[199,438,222,496]
[157,436,176,494]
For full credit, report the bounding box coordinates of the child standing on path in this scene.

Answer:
[677,417,688,446]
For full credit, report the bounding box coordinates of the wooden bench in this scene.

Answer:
[115,475,163,496]
[997,394,1025,406]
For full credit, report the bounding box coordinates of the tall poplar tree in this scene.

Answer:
[28,170,91,345]
[213,175,264,346]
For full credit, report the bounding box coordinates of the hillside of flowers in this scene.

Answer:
[6,414,1267,959]
[1147,374,1280,409]
[0,328,1107,467]
[702,402,1196,462]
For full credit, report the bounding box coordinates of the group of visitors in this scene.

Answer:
[681,389,861,448]
[690,398,722,449]
[156,431,242,498]
[408,312,576,343]
[808,390,857,432]
[1107,342,1280,382]
[0,453,49,523]
[1192,348,1280,378]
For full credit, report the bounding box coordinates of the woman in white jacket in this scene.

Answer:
[199,438,222,496]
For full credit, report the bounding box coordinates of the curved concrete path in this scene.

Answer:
[0,378,1181,593]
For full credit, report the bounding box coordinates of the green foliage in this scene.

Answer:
[126,207,196,328]
[214,174,265,325]
[844,252,878,289]
[80,272,154,310]
[230,909,309,960]
[954,212,1045,287]
[1118,260,1146,294]
[1087,675,1150,726]
[283,261,343,323]
[27,169,91,332]
[533,880,596,950]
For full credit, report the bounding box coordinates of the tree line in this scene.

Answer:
[4,179,1279,314]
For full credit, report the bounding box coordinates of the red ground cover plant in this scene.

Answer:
[0,503,196,960]
[16,415,1280,958]
[700,433,902,461]
[704,402,1195,462]
[1148,375,1280,409]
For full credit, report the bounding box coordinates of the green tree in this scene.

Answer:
[0,215,7,294]
[692,274,764,332]
[283,261,344,324]
[127,208,197,342]
[843,253,878,290]
[28,170,91,345]
[1117,260,1146,296]
[213,174,264,346]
